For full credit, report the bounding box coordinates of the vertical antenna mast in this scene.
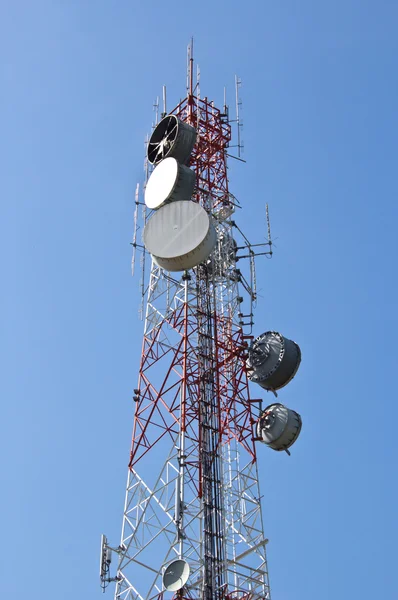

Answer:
[186,40,190,95]
[131,183,139,276]
[187,37,194,124]
[138,205,146,320]
[162,85,167,118]
[153,96,159,127]
[196,64,201,132]
[266,203,273,256]
[223,86,228,118]
[235,75,243,157]
[138,134,150,320]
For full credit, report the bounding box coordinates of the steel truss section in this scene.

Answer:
[115,437,269,600]
[114,84,271,600]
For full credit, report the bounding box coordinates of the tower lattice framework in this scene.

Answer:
[114,59,271,600]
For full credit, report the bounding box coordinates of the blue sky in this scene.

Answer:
[1,1,398,598]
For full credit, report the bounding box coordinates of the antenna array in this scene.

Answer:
[101,43,303,600]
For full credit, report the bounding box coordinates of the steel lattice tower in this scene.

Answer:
[100,44,302,600]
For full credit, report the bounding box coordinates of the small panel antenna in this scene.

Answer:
[99,534,123,592]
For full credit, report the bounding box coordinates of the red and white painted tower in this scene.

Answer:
[100,42,302,600]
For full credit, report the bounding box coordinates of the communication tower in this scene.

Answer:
[100,42,302,600]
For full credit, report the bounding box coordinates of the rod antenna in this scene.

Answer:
[266,203,273,256]
[162,85,167,118]
[153,96,159,126]
[187,37,194,123]
[131,183,139,276]
[235,75,243,157]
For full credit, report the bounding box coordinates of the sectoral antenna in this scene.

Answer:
[99,534,123,592]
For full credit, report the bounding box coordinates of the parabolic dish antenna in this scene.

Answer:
[143,200,216,272]
[163,559,190,592]
[257,403,302,452]
[147,114,197,165]
[247,331,301,391]
[144,157,195,210]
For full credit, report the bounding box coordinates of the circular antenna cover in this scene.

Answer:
[257,403,302,452]
[145,157,195,210]
[143,200,216,272]
[163,559,190,592]
[247,331,301,391]
[147,115,197,165]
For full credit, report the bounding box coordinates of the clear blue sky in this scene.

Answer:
[1,1,397,598]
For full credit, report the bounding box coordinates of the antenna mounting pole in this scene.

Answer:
[187,37,194,124]
[235,75,243,157]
